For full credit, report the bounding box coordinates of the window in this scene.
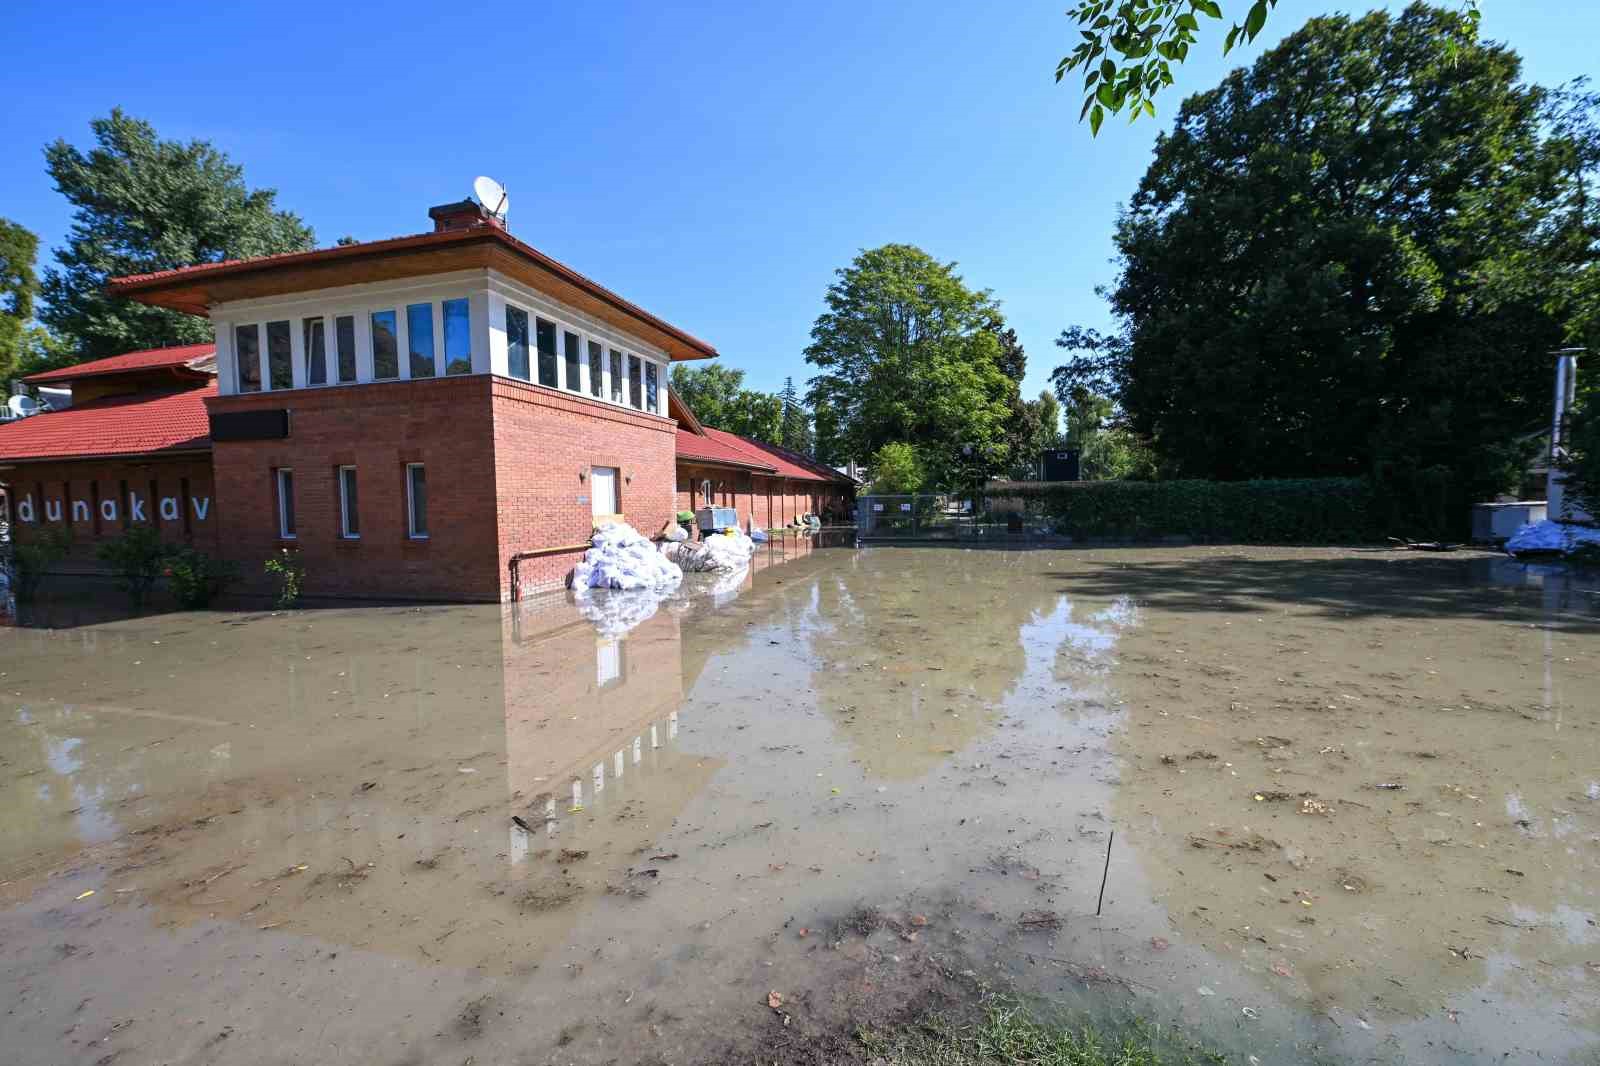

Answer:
[267,321,292,390]
[587,340,604,398]
[304,317,328,386]
[407,303,435,378]
[405,463,428,539]
[699,478,712,507]
[335,315,357,383]
[645,361,659,412]
[563,330,582,392]
[235,324,260,392]
[505,305,530,380]
[338,466,359,539]
[628,355,642,409]
[443,298,471,374]
[371,309,399,379]
[609,349,624,403]
[535,317,558,387]
[275,468,296,539]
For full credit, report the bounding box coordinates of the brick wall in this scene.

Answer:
[207,376,502,601]
[3,455,218,572]
[491,378,677,599]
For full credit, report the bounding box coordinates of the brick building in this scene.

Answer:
[0,199,853,602]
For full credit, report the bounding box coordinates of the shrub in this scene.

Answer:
[164,547,238,608]
[867,442,925,494]
[11,529,71,603]
[97,526,169,610]
[990,477,1381,544]
[263,547,305,609]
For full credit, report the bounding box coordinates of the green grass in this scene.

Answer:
[860,998,1228,1066]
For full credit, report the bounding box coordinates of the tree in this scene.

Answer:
[670,362,784,444]
[0,219,70,382]
[804,245,1015,488]
[0,219,40,381]
[867,442,925,494]
[778,377,814,455]
[1005,389,1064,479]
[1056,0,1481,132]
[1052,6,1597,532]
[41,109,315,361]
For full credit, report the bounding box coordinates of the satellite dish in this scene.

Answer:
[473,176,510,219]
[7,395,37,418]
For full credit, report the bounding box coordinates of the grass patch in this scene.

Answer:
[860,997,1226,1066]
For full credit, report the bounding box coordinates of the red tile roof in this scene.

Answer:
[676,426,854,484]
[712,430,855,483]
[23,343,216,385]
[0,384,215,463]
[675,426,776,472]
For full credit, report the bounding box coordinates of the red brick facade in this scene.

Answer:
[675,464,848,535]
[4,455,218,571]
[207,376,504,601]
[491,378,678,600]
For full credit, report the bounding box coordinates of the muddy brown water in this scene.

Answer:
[2,543,1597,1064]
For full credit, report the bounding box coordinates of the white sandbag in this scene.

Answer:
[700,529,756,570]
[570,523,683,592]
[1505,519,1600,557]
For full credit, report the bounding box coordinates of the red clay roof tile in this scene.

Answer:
[22,343,216,385]
[0,384,215,463]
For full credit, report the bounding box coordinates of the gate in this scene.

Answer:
[857,494,976,539]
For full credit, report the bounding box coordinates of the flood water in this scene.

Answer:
[2,542,1598,1064]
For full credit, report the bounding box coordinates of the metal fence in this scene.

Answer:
[856,491,1060,540]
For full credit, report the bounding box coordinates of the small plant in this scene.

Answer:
[164,547,238,608]
[97,526,168,610]
[11,529,71,603]
[263,547,305,608]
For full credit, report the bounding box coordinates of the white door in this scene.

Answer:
[591,466,618,517]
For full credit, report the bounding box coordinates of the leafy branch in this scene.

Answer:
[1057,0,1483,134]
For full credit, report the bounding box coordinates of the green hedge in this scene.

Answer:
[988,478,1381,543]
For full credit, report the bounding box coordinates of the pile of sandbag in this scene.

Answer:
[1505,519,1600,557]
[569,523,683,591]
[663,528,756,573]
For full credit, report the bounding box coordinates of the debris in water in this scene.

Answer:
[74,890,95,901]
[767,990,783,1010]
[1198,986,1216,996]
[1373,783,1406,791]
[511,816,533,832]
[1150,936,1170,951]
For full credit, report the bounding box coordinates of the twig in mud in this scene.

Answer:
[1096,830,1114,917]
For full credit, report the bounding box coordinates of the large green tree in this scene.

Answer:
[777,376,814,455]
[804,244,1015,487]
[1053,5,1597,532]
[669,362,785,444]
[41,109,315,361]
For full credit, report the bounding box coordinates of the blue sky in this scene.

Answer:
[1,1,1592,403]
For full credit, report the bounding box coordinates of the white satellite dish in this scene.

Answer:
[473,176,510,220]
[7,395,37,418]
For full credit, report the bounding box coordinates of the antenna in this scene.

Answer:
[473,176,510,221]
[7,395,37,418]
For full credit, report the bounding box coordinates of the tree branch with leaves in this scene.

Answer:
[1057,0,1482,132]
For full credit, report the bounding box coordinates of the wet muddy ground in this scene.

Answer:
[2,542,1597,1064]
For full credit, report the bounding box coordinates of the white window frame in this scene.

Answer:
[338,465,359,539]
[275,468,296,539]
[405,463,428,540]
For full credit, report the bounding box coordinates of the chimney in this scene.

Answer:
[427,199,503,233]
